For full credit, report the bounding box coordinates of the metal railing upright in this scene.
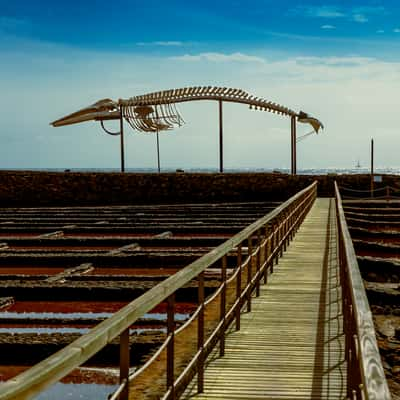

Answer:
[335,181,391,399]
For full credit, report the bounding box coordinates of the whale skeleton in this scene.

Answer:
[50,86,323,174]
[50,86,323,134]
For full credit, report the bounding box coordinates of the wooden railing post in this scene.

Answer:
[119,328,130,400]
[220,255,227,357]
[167,294,175,399]
[197,272,204,393]
[236,243,242,331]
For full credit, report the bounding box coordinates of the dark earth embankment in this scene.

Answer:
[1,170,400,206]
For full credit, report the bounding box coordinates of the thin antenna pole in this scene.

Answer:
[119,109,125,173]
[370,138,374,198]
[219,100,223,173]
[156,130,161,173]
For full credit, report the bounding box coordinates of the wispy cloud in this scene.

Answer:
[288,5,385,24]
[394,28,400,33]
[136,41,184,47]
[377,30,385,34]
[294,56,376,67]
[288,6,345,18]
[321,24,336,30]
[170,52,266,63]
[353,14,368,23]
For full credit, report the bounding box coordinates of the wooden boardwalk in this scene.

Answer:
[183,198,347,399]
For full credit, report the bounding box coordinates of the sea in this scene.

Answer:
[2,167,400,175]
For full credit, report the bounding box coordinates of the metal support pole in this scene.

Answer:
[220,255,227,357]
[219,100,223,173]
[291,116,297,175]
[236,243,242,331]
[247,237,252,312]
[156,130,161,173]
[294,119,297,175]
[119,328,130,400]
[370,138,374,198]
[291,117,294,175]
[119,110,125,173]
[197,272,205,393]
[167,294,175,398]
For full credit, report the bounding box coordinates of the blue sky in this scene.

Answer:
[1,1,400,170]
[3,1,400,56]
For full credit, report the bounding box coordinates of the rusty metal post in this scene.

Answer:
[167,294,175,399]
[291,115,297,175]
[264,224,270,284]
[255,229,261,297]
[220,255,227,357]
[119,328,130,400]
[270,223,275,273]
[219,100,223,173]
[278,217,283,258]
[370,138,374,198]
[283,212,288,251]
[156,130,161,173]
[247,237,253,312]
[119,109,125,173]
[236,243,242,331]
[197,272,205,393]
[294,118,297,175]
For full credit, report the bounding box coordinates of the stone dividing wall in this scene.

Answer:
[0,171,399,207]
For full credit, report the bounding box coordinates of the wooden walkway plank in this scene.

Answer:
[183,198,347,400]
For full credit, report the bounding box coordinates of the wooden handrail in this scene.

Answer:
[334,181,391,399]
[0,181,317,400]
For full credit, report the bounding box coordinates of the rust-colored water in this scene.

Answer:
[173,233,231,238]
[357,250,400,259]
[63,233,155,238]
[0,267,65,275]
[137,246,211,252]
[7,246,117,251]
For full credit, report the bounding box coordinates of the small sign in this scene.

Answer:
[373,175,382,183]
